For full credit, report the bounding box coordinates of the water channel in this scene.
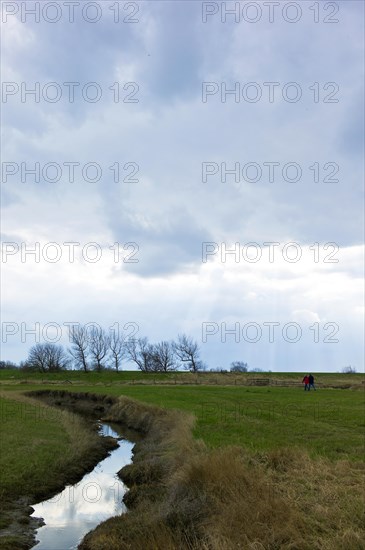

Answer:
[30,423,134,550]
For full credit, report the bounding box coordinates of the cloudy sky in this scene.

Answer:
[1,0,364,372]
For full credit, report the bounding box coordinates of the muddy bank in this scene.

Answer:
[25,389,118,420]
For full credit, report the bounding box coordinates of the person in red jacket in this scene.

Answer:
[302,375,309,391]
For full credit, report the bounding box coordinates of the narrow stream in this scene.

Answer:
[30,424,134,550]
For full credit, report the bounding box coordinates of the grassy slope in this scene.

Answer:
[1,368,363,385]
[0,395,73,499]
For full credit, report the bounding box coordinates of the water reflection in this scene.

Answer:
[31,424,134,550]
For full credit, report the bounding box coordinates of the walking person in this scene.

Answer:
[302,375,309,391]
[308,374,316,391]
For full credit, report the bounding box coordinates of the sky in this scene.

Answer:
[1,0,364,372]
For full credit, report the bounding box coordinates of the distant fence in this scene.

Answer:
[4,375,356,390]
[127,376,297,387]
[246,378,270,386]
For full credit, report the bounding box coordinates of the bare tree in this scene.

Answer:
[151,341,176,372]
[89,327,109,372]
[0,360,17,370]
[68,325,90,372]
[27,343,69,372]
[230,361,248,373]
[27,343,49,372]
[173,334,204,372]
[342,365,357,374]
[47,344,70,371]
[109,331,126,372]
[125,337,154,372]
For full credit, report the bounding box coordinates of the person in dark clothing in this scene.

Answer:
[302,375,309,390]
[308,374,316,391]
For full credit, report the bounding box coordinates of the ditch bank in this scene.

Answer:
[7,390,298,549]
[76,394,309,550]
[0,392,120,550]
[64,391,365,550]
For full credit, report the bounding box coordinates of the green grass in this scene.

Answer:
[0,395,71,499]
[1,377,364,462]
[83,385,365,461]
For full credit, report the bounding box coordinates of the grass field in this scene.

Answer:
[0,369,364,549]
[1,370,364,460]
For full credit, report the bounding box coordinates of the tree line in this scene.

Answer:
[22,326,206,373]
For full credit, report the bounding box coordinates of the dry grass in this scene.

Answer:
[165,447,304,549]
[261,448,365,550]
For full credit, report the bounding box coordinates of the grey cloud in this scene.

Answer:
[110,207,213,277]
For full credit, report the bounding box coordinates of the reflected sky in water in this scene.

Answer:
[31,425,134,550]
